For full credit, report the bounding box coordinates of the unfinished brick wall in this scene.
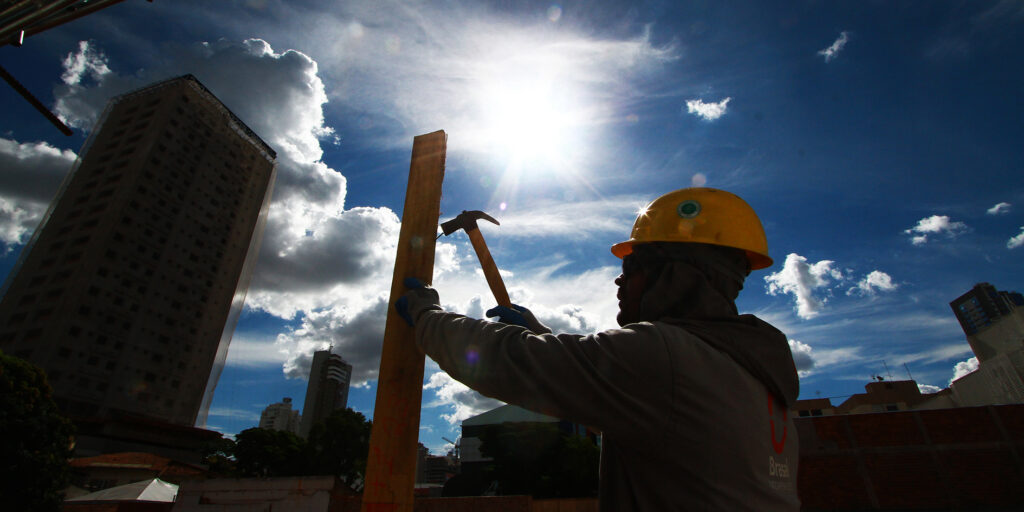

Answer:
[797,404,1024,510]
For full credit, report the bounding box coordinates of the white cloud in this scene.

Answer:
[1007,227,1024,249]
[788,339,816,376]
[224,334,286,367]
[685,97,731,121]
[847,270,897,296]
[206,406,261,423]
[950,357,979,384]
[0,138,78,248]
[817,31,850,62]
[918,384,943,394]
[764,253,844,319]
[903,215,968,245]
[423,371,504,425]
[60,40,110,85]
[987,202,1011,215]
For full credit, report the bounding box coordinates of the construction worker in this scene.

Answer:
[397,187,800,511]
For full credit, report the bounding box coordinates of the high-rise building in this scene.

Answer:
[299,350,353,438]
[950,283,1018,337]
[0,75,276,431]
[259,397,301,434]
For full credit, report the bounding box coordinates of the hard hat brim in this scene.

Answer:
[611,240,773,270]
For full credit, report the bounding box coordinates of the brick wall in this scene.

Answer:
[797,404,1024,510]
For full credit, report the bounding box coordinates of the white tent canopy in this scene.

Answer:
[67,478,179,503]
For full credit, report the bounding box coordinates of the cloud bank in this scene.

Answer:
[0,139,78,248]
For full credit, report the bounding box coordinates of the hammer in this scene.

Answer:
[440,210,511,307]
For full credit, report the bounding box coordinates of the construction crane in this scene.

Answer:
[442,437,460,461]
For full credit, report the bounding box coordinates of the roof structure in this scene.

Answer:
[66,478,178,503]
[461,404,558,427]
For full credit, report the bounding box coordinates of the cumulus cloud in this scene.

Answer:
[918,384,943,394]
[685,97,731,121]
[903,215,968,245]
[423,371,504,425]
[764,253,843,319]
[0,138,78,248]
[950,357,979,384]
[847,270,897,296]
[788,340,816,376]
[986,202,1011,215]
[1007,227,1024,249]
[818,31,850,62]
[61,40,111,85]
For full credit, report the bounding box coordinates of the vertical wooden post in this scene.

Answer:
[361,130,446,512]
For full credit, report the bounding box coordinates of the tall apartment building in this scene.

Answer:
[950,283,1024,362]
[259,397,301,434]
[299,350,353,438]
[950,283,1020,337]
[0,75,276,430]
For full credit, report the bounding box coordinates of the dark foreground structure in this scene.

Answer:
[797,403,1024,510]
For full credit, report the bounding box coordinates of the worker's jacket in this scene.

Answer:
[414,310,801,512]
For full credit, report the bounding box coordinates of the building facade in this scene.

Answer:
[259,397,301,434]
[0,75,276,429]
[299,350,353,437]
[950,283,1019,340]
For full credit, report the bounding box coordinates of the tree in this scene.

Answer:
[0,350,76,512]
[478,422,599,499]
[306,408,372,488]
[233,427,307,477]
[201,435,237,477]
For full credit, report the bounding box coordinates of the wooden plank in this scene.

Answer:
[361,130,447,512]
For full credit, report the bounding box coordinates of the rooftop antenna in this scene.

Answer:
[882,361,894,380]
[904,363,915,382]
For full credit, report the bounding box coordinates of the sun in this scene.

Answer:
[473,71,583,173]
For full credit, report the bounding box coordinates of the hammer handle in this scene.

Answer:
[466,228,512,308]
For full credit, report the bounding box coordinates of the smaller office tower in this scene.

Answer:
[259,397,301,434]
[299,350,353,438]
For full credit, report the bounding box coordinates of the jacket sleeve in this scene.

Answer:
[414,309,673,440]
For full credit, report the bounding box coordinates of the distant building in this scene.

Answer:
[950,283,1022,344]
[299,350,353,438]
[259,397,301,434]
[941,282,1024,406]
[793,380,933,416]
[790,398,836,418]
[415,442,456,486]
[0,75,276,455]
[458,404,598,484]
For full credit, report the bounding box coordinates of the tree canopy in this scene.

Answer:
[229,407,371,488]
[476,422,599,499]
[0,350,75,512]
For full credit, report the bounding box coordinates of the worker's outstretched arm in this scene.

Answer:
[398,280,672,440]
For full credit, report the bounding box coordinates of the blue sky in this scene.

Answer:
[1,1,1022,454]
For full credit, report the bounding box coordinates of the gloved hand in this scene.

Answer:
[395,277,440,327]
[485,304,552,334]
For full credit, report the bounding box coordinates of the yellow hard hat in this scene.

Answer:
[611,187,773,270]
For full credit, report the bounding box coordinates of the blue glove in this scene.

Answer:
[486,304,552,334]
[395,277,440,327]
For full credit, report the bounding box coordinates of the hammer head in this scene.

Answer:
[440,210,500,236]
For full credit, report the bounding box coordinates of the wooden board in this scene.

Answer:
[361,130,447,512]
